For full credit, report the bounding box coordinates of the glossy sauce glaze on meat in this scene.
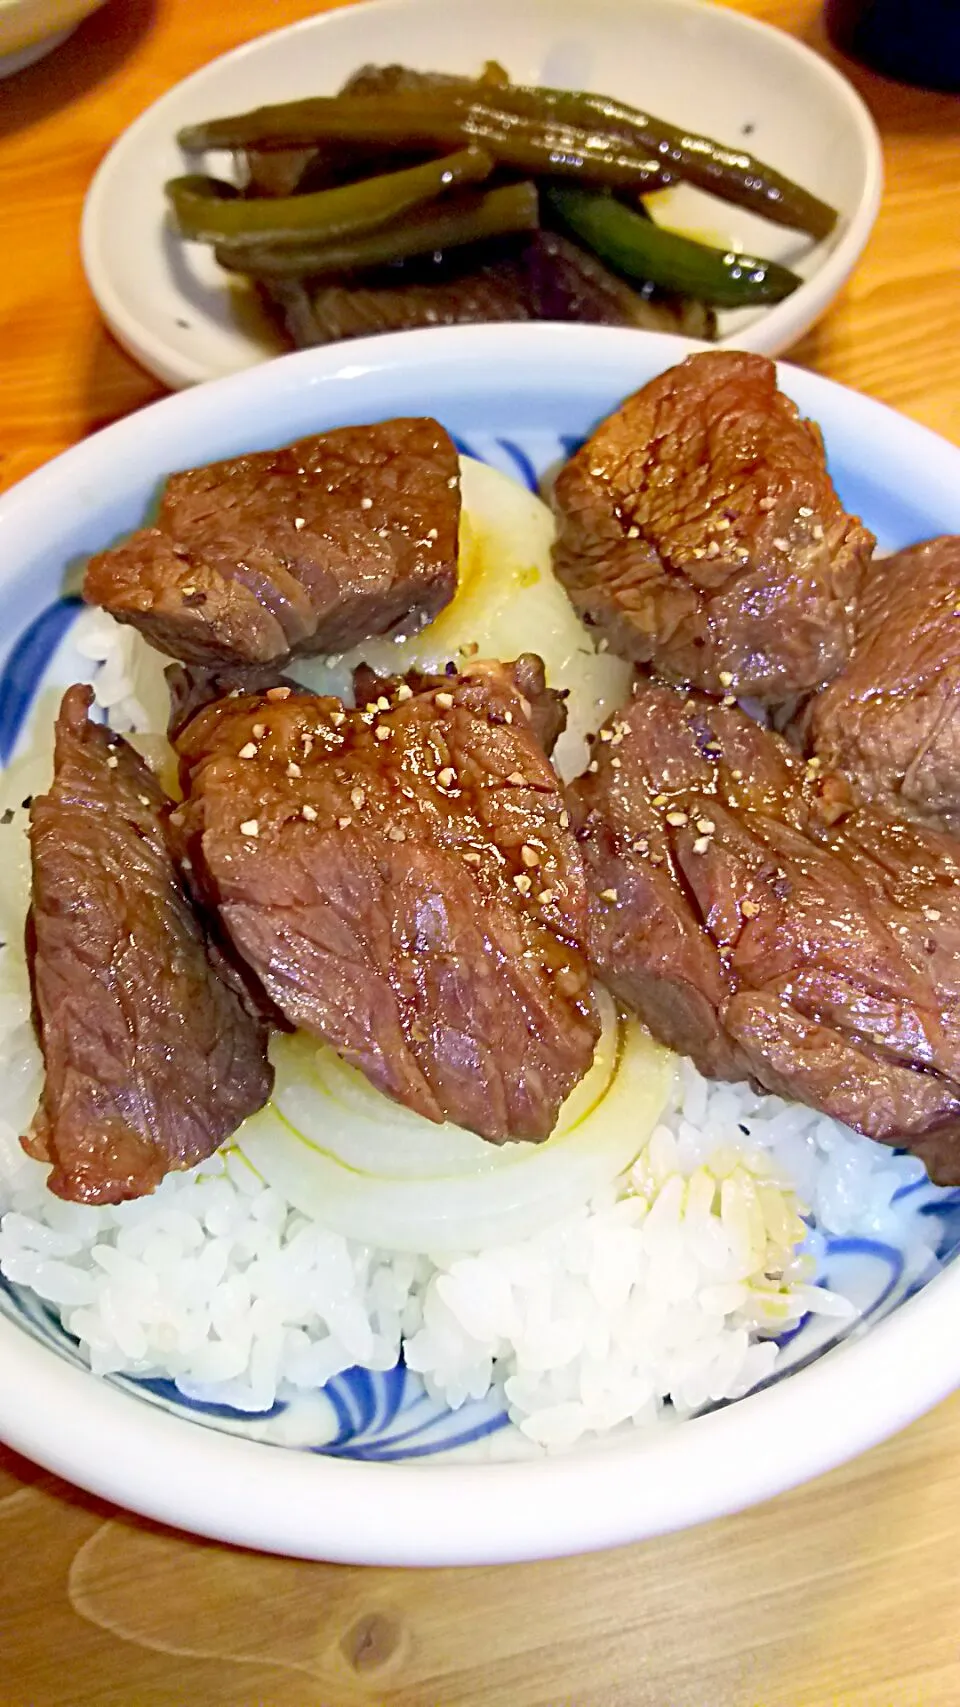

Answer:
[569,680,960,1180]
[797,536,960,832]
[552,351,874,703]
[172,661,599,1142]
[83,417,460,669]
[25,685,274,1204]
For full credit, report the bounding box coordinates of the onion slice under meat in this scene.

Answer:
[236,991,675,1253]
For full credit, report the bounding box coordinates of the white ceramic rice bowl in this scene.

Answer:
[1,324,959,1565]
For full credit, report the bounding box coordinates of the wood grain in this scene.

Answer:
[1,2,960,1702]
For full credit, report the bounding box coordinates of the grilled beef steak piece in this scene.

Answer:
[173,661,598,1142]
[569,680,960,1179]
[798,535,960,831]
[83,418,460,670]
[25,685,273,1204]
[552,351,874,703]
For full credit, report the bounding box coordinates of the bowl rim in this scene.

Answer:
[2,321,959,1566]
[1,1256,958,1566]
[79,0,883,388]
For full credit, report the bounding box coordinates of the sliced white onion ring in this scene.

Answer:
[237,992,675,1253]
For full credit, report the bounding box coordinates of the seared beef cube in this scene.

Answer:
[798,536,960,831]
[168,653,566,768]
[83,418,460,669]
[566,694,750,1081]
[352,651,568,758]
[25,685,273,1205]
[552,351,874,703]
[569,682,960,1178]
[174,662,599,1142]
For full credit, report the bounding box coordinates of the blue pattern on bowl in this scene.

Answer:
[0,595,82,763]
[2,421,959,1463]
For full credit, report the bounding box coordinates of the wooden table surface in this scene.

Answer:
[2,2,960,1702]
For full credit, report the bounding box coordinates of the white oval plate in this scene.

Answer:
[81,0,882,389]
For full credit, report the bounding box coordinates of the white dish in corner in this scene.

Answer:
[0,0,106,78]
[80,0,883,389]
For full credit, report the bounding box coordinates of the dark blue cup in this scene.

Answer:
[825,0,960,91]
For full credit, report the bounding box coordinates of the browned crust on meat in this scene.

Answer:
[569,679,960,1174]
[83,418,460,670]
[798,535,960,831]
[174,663,598,1142]
[26,685,273,1203]
[552,351,874,703]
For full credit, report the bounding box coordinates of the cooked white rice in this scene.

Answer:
[0,1014,934,1447]
[0,498,945,1452]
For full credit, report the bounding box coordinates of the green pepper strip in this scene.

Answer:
[165,147,494,248]
[177,95,673,193]
[213,180,540,278]
[545,185,801,308]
